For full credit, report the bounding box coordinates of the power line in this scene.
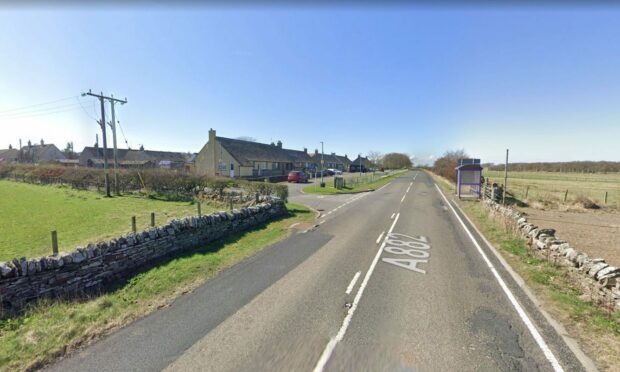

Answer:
[0,96,77,114]
[0,105,87,120]
[76,96,98,121]
[0,101,88,118]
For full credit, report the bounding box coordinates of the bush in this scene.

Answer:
[0,164,287,201]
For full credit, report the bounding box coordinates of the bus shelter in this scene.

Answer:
[456,159,483,199]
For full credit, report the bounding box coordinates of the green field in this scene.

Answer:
[483,170,620,208]
[0,203,313,371]
[0,180,217,261]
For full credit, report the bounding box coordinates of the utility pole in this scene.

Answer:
[320,141,324,185]
[503,148,509,205]
[107,95,128,195]
[83,90,128,198]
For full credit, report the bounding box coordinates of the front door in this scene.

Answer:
[229,163,235,178]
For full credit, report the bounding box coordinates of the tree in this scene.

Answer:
[382,153,413,169]
[63,142,77,159]
[433,149,468,182]
[367,150,383,167]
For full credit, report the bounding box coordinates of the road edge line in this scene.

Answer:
[434,184,564,372]
[448,196,598,372]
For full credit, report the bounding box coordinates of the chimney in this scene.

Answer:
[303,147,307,153]
[345,154,348,159]
[331,152,335,156]
[40,139,44,145]
[277,140,282,149]
[208,128,216,144]
[27,140,32,147]
[315,149,319,155]
[271,142,275,146]
[8,144,12,149]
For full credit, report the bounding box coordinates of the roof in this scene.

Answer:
[455,164,483,170]
[81,147,191,164]
[216,137,297,165]
[0,148,19,161]
[351,156,374,168]
[285,148,314,164]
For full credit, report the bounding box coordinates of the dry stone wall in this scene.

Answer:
[0,200,286,314]
[483,198,620,311]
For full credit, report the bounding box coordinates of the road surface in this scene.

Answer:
[48,171,586,372]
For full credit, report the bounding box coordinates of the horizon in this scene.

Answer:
[2,5,620,164]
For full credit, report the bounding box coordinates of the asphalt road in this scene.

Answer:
[48,171,587,372]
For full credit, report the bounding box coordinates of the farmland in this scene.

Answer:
[0,180,215,261]
[483,170,620,209]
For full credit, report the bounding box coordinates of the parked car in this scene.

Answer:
[328,168,343,175]
[287,171,309,183]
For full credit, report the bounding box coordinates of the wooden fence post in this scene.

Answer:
[564,189,569,202]
[51,230,58,256]
[131,216,137,233]
[525,186,529,199]
[150,212,155,227]
[197,202,202,216]
[230,197,234,211]
[604,191,608,204]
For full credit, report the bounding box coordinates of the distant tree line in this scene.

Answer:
[381,153,413,169]
[486,161,620,173]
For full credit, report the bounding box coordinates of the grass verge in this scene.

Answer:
[0,180,218,261]
[303,170,406,195]
[0,203,314,372]
[425,170,620,369]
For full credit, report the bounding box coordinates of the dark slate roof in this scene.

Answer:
[351,156,374,168]
[284,149,314,164]
[0,148,19,161]
[80,147,191,164]
[335,155,352,166]
[216,137,297,165]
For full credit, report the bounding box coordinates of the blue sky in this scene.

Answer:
[1,6,619,164]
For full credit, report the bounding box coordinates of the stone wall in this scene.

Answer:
[0,200,286,314]
[482,198,620,311]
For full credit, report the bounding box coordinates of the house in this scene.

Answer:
[15,140,66,163]
[349,155,374,173]
[194,129,313,178]
[0,147,19,164]
[309,150,351,172]
[79,146,192,170]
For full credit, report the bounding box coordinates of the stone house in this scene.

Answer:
[0,147,19,164]
[79,146,192,170]
[194,129,314,178]
[349,155,374,173]
[1,140,66,164]
[309,150,351,172]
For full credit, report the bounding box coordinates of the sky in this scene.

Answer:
[1,4,619,165]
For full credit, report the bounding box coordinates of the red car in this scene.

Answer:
[287,171,308,183]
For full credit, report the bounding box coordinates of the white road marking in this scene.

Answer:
[313,214,400,372]
[434,184,564,372]
[400,194,406,203]
[412,172,418,180]
[345,271,361,295]
[390,213,395,219]
[376,231,384,244]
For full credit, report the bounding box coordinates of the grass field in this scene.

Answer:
[484,170,620,208]
[0,202,313,371]
[303,170,406,195]
[0,180,218,261]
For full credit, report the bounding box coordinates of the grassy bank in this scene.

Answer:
[425,171,620,369]
[0,203,314,371]
[303,170,406,195]
[0,180,215,261]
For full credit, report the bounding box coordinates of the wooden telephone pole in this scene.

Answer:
[83,90,127,197]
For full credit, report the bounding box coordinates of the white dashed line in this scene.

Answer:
[390,213,395,219]
[376,231,384,244]
[313,213,400,372]
[345,271,361,295]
